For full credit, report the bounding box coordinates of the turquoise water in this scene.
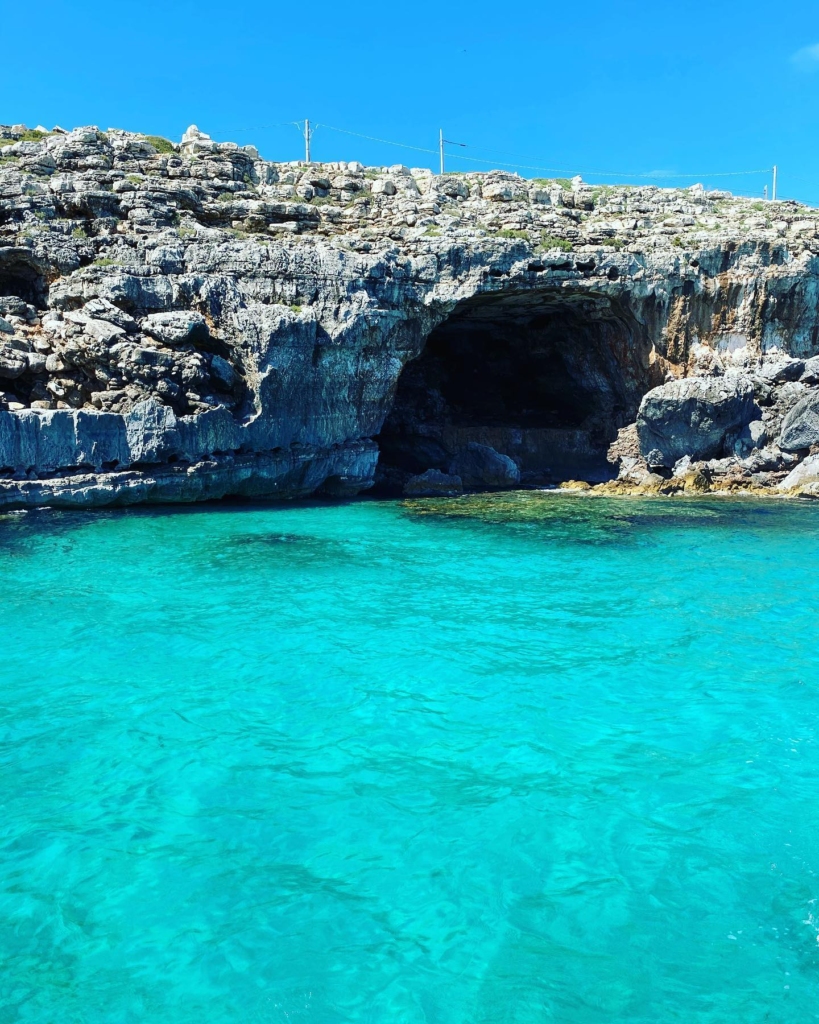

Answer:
[1,493,819,1023]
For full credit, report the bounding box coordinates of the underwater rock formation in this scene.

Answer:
[3,121,819,507]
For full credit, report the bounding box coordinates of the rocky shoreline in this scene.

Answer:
[3,121,819,509]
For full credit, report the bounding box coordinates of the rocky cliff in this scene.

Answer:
[3,121,819,508]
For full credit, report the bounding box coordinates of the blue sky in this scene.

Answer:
[5,0,819,204]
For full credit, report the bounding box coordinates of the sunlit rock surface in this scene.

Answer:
[3,122,819,506]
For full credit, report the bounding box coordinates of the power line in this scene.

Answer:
[317,123,439,157]
[309,122,772,184]
[192,119,786,198]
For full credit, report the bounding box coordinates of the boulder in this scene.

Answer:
[778,453,819,491]
[636,376,756,466]
[0,346,27,379]
[403,469,463,497]
[759,357,805,383]
[209,354,237,390]
[800,356,819,385]
[82,297,139,334]
[449,442,520,489]
[779,391,819,451]
[142,311,210,347]
[732,419,768,456]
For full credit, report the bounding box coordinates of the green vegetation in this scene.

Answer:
[423,227,441,237]
[496,228,528,240]
[538,233,572,252]
[177,225,196,238]
[673,236,684,248]
[0,129,50,148]
[532,177,572,190]
[217,192,235,203]
[599,236,622,248]
[751,201,766,212]
[93,257,120,267]
[126,174,143,185]
[289,303,302,313]
[72,227,88,239]
[144,135,175,155]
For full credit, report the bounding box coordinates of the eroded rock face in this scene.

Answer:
[779,392,819,451]
[3,122,819,507]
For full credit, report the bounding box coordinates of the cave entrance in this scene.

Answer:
[375,289,651,491]
[0,249,48,308]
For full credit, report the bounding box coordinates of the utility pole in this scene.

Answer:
[763,185,768,201]
[304,119,312,163]
[772,165,778,202]
[438,130,466,174]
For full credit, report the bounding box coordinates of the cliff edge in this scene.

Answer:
[2,122,819,507]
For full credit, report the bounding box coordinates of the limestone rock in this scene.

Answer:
[779,453,819,491]
[403,469,463,497]
[449,443,520,489]
[779,391,819,450]
[209,355,237,390]
[2,119,819,509]
[0,347,27,379]
[637,376,756,466]
[142,312,210,348]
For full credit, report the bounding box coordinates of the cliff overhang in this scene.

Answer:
[2,122,819,507]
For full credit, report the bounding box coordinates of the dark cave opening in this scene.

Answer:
[375,289,652,491]
[0,252,47,309]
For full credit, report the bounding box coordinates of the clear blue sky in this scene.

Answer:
[5,0,819,204]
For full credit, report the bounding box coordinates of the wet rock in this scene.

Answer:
[449,443,520,489]
[403,469,463,497]
[637,376,756,466]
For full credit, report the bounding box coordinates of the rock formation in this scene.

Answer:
[3,121,819,507]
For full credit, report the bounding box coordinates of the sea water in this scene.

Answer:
[1,493,818,1023]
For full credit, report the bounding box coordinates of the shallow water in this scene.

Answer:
[1,493,818,1023]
